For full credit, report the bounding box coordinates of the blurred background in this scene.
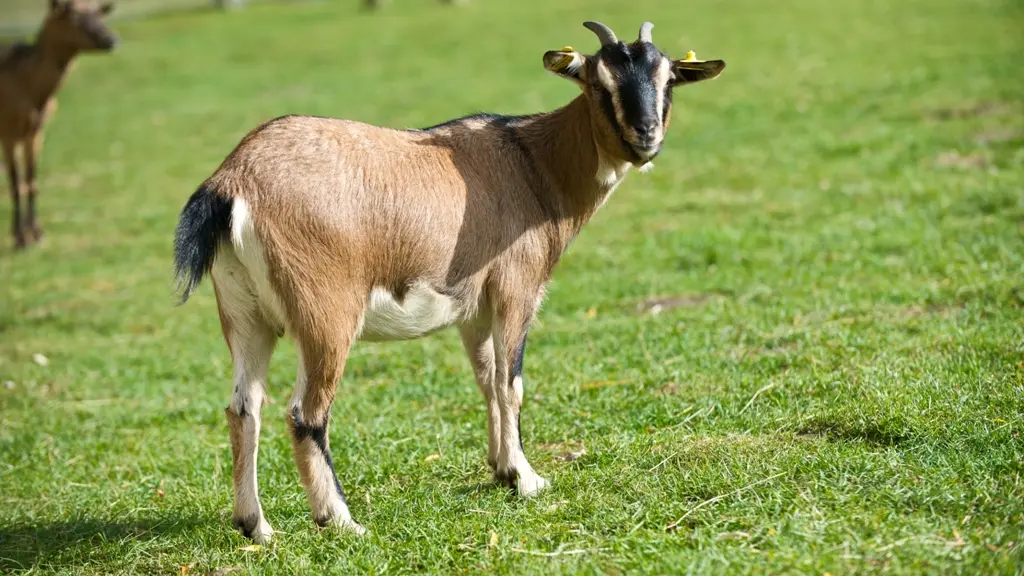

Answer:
[3,0,271,34]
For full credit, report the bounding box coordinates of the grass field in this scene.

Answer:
[1,0,1023,573]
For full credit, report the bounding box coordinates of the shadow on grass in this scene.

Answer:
[0,514,205,571]
[797,418,911,447]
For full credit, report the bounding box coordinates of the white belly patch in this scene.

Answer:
[359,284,462,342]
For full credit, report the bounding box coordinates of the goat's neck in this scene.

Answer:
[21,25,79,108]
[518,95,632,248]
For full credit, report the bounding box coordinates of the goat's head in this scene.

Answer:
[544,21,725,166]
[44,0,118,53]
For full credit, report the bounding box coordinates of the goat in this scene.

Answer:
[0,0,117,250]
[173,20,725,542]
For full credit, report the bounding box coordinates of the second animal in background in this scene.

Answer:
[0,0,118,250]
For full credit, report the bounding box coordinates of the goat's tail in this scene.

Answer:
[173,185,233,304]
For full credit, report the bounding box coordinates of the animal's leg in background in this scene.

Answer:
[211,263,278,544]
[3,141,25,249]
[25,131,44,243]
[287,295,366,534]
[460,314,501,471]
[492,301,548,496]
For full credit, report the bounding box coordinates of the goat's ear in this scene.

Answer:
[99,2,114,15]
[48,0,64,12]
[672,58,726,86]
[543,47,587,86]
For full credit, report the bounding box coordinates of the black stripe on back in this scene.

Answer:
[418,112,538,132]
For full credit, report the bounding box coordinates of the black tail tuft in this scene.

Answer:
[173,185,233,304]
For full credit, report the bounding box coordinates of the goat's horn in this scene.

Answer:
[638,21,654,43]
[583,21,618,46]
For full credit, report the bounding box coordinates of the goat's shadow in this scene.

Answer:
[0,513,205,571]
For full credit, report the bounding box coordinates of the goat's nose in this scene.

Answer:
[635,121,658,140]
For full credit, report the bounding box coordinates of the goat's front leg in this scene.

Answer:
[460,315,500,471]
[2,141,26,249]
[24,131,43,243]
[492,304,548,496]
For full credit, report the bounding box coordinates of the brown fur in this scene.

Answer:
[209,95,610,320]
[225,407,248,496]
[0,0,115,249]
[181,21,726,538]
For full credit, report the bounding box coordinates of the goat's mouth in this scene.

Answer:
[86,30,118,51]
[629,141,661,163]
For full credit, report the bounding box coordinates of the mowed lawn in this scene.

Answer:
[1,0,1023,573]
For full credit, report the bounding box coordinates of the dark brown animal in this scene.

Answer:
[173,20,725,542]
[0,0,117,249]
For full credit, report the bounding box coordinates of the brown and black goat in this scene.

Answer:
[0,0,117,249]
[174,20,725,542]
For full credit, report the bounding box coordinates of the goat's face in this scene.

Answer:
[544,21,725,166]
[46,0,118,53]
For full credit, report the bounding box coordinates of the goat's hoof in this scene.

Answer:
[233,514,274,544]
[494,466,518,489]
[320,517,367,536]
[517,472,549,497]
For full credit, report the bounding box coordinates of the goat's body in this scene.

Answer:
[176,99,622,540]
[174,21,725,541]
[197,106,611,343]
[223,192,473,345]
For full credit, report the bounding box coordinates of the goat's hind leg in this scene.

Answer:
[287,294,365,535]
[211,259,278,543]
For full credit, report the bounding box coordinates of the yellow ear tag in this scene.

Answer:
[683,50,699,62]
[552,47,576,71]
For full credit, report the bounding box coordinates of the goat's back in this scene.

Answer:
[207,114,550,290]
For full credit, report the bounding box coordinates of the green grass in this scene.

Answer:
[1,0,1023,573]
